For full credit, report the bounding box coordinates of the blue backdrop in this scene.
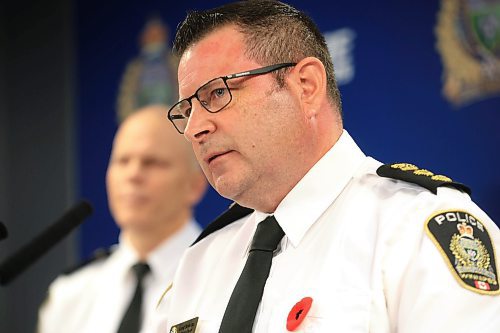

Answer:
[77,0,500,258]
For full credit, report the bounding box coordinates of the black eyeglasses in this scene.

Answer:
[167,62,296,134]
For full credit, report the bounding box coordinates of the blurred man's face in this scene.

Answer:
[106,110,201,234]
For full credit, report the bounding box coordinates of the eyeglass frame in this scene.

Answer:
[167,62,297,134]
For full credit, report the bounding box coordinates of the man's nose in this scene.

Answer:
[184,99,216,142]
[125,160,145,182]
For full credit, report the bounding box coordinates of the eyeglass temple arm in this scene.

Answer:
[226,63,296,79]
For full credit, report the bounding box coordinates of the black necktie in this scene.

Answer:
[219,215,285,333]
[117,262,150,333]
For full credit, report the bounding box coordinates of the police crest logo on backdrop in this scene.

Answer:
[117,17,179,122]
[435,0,500,107]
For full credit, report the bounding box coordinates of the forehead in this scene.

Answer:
[113,114,187,160]
[177,25,259,96]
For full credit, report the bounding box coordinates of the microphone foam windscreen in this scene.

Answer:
[0,201,93,285]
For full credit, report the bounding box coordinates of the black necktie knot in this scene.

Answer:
[250,215,284,252]
[132,262,150,281]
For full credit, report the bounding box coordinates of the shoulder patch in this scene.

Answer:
[425,210,499,295]
[376,163,471,195]
[191,203,253,246]
[62,247,111,275]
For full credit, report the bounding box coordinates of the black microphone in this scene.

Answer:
[0,221,7,241]
[0,201,93,285]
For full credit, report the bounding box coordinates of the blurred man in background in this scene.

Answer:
[38,105,207,333]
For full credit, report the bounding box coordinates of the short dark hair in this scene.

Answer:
[173,0,342,113]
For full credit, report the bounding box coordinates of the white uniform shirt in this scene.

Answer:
[38,220,201,333]
[156,131,500,333]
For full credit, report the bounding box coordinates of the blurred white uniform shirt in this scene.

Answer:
[38,220,201,333]
[154,131,500,333]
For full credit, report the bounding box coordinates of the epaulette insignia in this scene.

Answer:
[192,203,253,246]
[426,210,499,295]
[376,163,471,195]
[62,247,111,275]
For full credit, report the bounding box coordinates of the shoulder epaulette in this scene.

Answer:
[62,247,112,275]
[192,203,253,246]
[376,163,471,195]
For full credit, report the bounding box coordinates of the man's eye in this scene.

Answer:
[113,157,129,165]
[212,88,227,99]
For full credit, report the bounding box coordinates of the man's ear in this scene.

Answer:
[289,57,327,118]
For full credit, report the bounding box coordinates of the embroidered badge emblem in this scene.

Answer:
[286,297,313,331]
[169,317,198,333]
[426,210,499,295]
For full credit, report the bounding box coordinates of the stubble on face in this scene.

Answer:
[206,88,306,212]
[180,26,309,212]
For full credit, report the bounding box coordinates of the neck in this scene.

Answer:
[238,112,343,213]
[123,215,190,260]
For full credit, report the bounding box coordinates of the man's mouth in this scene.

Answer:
[207,151,231,164]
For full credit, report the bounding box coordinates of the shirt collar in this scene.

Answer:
[116,220,201,280]
[255,130,366,247]
[147,220,201,280]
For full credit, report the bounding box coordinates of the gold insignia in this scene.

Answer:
[413,169,434,177]
[391,163,419,171]
[378,163,470,194]
[450,222,496,285]
[432,174,453,182]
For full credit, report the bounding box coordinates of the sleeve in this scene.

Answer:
[383,187,500,333]
[37,277,66,333]
[37,266,100,333]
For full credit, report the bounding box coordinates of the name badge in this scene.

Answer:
[170,317,199,333]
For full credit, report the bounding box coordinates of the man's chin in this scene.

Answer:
[115,215,150,230]
[213,177,248,203]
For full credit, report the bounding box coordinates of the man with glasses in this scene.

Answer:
[157,1,500,332]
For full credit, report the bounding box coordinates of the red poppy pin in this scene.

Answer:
[286,297,313,331]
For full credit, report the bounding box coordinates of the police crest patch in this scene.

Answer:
[426,210,499,295]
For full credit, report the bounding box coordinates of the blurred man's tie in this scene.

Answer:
[117,262,150,333]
